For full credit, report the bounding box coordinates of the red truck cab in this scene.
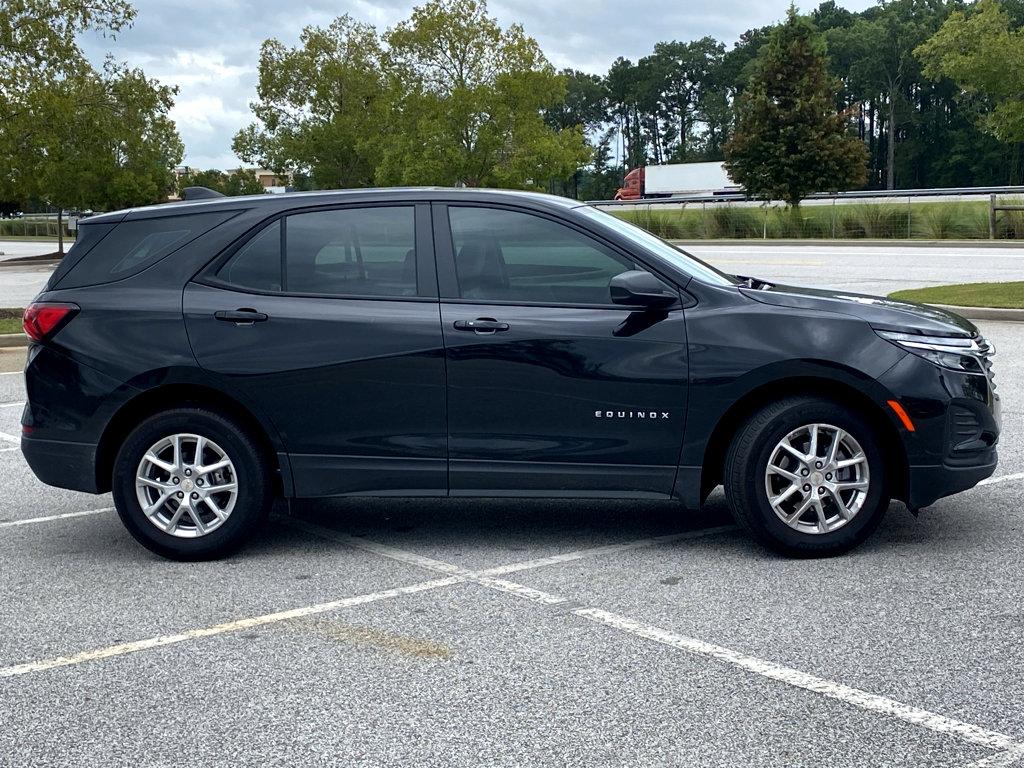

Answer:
[614,167,644,200]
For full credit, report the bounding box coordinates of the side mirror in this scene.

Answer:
[609,270,678,309]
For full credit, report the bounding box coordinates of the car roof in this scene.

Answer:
[85,187,585,224]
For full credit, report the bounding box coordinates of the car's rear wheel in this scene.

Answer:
[112,408,271,560]
[724,396,889,557]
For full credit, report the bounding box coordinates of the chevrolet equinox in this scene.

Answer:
[20,188,1000,559]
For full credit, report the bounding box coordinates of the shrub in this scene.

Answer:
[915,203,964,239]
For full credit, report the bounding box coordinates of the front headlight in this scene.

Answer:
[875,330,994,373]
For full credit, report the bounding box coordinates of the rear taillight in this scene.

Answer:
[22,302,79,342]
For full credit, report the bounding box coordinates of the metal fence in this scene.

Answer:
[0,218,75,239]
[591,186,1024,241]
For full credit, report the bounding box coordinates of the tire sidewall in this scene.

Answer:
[112,409,269,560]
[737,400,888,555]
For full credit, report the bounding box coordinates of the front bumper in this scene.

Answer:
[879,344,1000,509]
[906,455,998,510]
[21,436,101,494]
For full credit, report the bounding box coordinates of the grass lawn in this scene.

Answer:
[0,309,23,335]
[889,282,1024,309]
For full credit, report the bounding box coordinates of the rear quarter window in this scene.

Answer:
[44,220,119,290]
[55,210,237,289]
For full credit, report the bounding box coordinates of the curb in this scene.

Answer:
[0,333,26,348]
[931,304,1024,323]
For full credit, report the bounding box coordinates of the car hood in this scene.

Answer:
[739,283,978,337]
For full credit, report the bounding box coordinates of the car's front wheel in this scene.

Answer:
[724,396,889,557]
[112,408,271,560]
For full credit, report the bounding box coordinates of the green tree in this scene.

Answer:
[178,169,266,196]
[826,0,948,189]
[0,0,134,119]
[232,15,385,188]
[723,7,867,206]
[378,0,590,188]
[6,63,182,250]
[1,1,182,250]
[916,0,1024,144]
[544,69,607,133]
[544,69,608,198]
[222,170,267,196]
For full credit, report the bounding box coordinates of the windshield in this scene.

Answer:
[575,206,741,287]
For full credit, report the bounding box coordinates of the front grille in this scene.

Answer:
[975,333,996,393]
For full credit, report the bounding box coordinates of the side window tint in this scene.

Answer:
[285,206,416,297]
[448,207,639,304]
[218,220,282,292]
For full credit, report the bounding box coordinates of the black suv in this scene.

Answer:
[20,189,1000,559]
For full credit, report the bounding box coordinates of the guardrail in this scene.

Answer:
[587,185,1024,207]
[588,186,1024,240]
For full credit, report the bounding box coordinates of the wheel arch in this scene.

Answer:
[699,375,908,505]
[94,383,289,496]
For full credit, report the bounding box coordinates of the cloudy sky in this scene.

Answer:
[80,0,877,170]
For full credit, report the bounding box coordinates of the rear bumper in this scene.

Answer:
[906,453,997,510]
[21,436,101,494]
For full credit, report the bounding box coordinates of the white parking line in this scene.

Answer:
[297,524,1024,760]
[0,431,19,443]
[4,505,1024,761]
[284,517,736,581]
[0,525,730,678]
[0,401,25,408]
[979,472,1024,487]
[0,507,113,528]
[0,446,19,453]
[0,575,463,678]
[0,371,23,377]
[574,608,1022,756]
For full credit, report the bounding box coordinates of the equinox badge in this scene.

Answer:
[595,410,670,419]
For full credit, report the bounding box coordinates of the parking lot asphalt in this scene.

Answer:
[0,315,1022,767]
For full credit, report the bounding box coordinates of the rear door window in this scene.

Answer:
[56,210,236,288]
[285,206,417,297]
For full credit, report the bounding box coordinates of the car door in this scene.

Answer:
[184,202,447,497]
[434,202,689,498]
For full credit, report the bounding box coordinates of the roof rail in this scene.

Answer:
[182,186,226,201]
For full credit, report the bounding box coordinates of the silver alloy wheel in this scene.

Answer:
[135,433,238,538]
[763,423,870,535]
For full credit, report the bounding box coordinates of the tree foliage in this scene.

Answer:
[235,0,590,190]
[0,0,134,113]
[0,0,182,221]
[592,0,1024,193]
[723,7,867,206]
[177,169,266,197]
[232,16,384,189]
[916,0,1024,143]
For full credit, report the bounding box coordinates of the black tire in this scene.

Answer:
[112,407,271,560]
[724,396,889,557]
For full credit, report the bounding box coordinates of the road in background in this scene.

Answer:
[681,242,1024,297]
[0,239,62,262]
